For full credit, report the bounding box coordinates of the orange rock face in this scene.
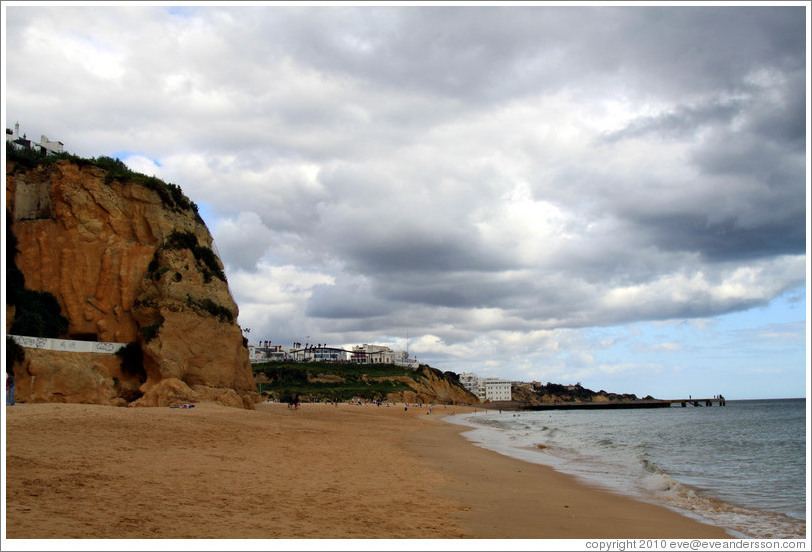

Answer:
[7,159,257,408]
[14,348,123,405]
[386,366,479,405]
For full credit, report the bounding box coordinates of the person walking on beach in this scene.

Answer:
[6,369,15,406]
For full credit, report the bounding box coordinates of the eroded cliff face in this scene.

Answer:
[385,366,479,405]
[6,159,257,408]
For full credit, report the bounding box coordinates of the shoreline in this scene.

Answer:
[409,409,732,539]
[4,401,731,542]
[448,404,807,540]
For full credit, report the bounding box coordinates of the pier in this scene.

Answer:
[517,397,726,411]
[663,397,726,407]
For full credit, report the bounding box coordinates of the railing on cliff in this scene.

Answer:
[9,335,127,354]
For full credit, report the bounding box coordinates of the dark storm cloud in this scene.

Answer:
[602,99,746,142]
[626,213,806,264]
[336,236,509,276]
[254,6,807,105]
[258,7,560,101]
[579,7,805,97]
[742,72,807,150]
[373,271,537,310]
[305,279,391,319]
[587,41,806,267]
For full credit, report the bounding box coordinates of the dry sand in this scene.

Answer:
[3,401,731,541]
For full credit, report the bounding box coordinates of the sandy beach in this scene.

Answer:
[3,401,731,541]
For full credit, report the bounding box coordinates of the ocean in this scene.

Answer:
[446,398,807,539]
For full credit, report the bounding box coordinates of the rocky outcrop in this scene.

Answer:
[385,366,478,405]
[512,382,639,404]
[13,348,124,405]
[6,158,257,408]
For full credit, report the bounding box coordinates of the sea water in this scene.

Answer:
[446,399,807,539]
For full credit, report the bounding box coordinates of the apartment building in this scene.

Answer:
[458,372,512,402]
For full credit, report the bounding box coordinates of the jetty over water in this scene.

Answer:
[517,397,726,411]
[661,397,726,407]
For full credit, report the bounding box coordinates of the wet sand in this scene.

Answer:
[3,401,731,542]
[407,412,731,539]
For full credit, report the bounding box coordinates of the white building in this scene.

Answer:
[249,343,290,363]
[290,346,350,363]
[350,344,418,368]
[458,372,512,402]
[248,340,419,368]
[6,123,32,150]
[39,135,64,155]
[482,378,512,402]
[458,372,480,395]
[6,123,63,155]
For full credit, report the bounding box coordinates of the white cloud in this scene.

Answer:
[212,212,276,270]
[229,263,334,305]
[123,155,162,178]
[641,342,684,353]
[598,362,663,375]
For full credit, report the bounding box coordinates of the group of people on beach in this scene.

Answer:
[272,397,459,417]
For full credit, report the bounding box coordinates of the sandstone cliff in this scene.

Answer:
[6,157,257,408]
[384,366,478,405]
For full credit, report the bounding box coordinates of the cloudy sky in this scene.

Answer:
[3,2,808,399]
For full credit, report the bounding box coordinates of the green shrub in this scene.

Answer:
[95,156,130,183]
[193,245,226,282]
[6,141,50,168]
[163,231,226,283]
[195,298,234,322]
[165,230,198,251]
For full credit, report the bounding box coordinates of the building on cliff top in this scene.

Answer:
[6,122,64,155]
[248,341,419,368]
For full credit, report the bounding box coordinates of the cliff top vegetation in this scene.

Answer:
[252,362,468,403]
[6,142,202,222]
